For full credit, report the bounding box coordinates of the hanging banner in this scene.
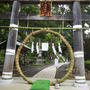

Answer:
[42,43,49,51]
[40,1,52,16]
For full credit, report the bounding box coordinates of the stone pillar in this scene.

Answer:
[73,2,88,88]
[2,0,20,82]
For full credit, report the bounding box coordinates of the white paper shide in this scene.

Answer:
[42,43,49,51]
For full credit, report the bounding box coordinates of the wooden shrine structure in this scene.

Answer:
[0,0,90,88]
[0,0,90,21]
[0,0,90,4]
[0,12,90,21]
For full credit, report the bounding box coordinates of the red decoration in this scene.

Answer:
[40,1,52,16]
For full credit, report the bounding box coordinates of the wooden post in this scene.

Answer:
[50,35,52,60]
[2,0,20,81]
[73,2,88,88]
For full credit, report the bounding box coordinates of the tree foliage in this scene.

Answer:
[0,3,90,64]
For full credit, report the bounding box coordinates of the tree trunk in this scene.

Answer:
[73,1,88,88]
[2,0,20,81]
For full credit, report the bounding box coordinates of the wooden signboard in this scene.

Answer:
[40,1,52,16]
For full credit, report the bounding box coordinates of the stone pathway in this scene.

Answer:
[0,77,90,90]
[32,62,69,79]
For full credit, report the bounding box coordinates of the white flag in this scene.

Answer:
[58,43,62,54]
[31,42,34,53]
[52,43,56,55]
[42,43,49,51]
[36,42,39,54]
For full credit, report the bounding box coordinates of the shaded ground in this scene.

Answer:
[85,70,90,80]
[0,65,3,76]
[0,64,90,80]
[55,64,68,79]
[13,64,52,77]
[0,65,50,77]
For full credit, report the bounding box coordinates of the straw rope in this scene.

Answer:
[0,25,88,30]
[15,28,74,85]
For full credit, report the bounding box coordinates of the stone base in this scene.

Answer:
[55,83,60,89]
[0,79,13,84]
[74,82,89,89]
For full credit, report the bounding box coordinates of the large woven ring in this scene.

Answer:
[15,29,74,86]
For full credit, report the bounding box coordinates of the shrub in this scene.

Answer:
[85,60,90,71]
